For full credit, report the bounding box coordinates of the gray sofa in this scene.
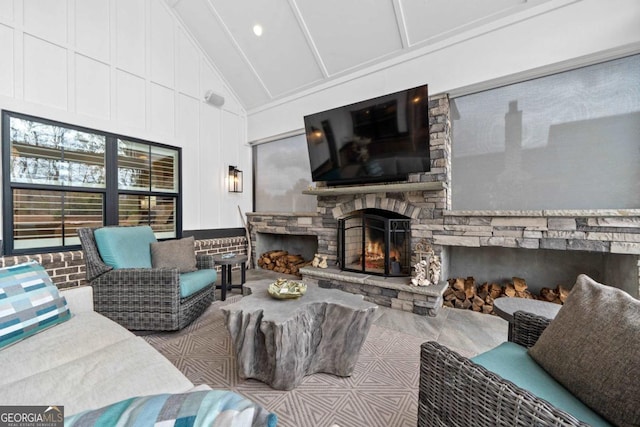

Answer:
[0,285,276,426]
[0,286,200,416]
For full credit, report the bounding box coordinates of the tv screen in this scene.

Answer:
[304,84,430,185]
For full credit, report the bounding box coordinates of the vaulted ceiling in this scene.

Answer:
[165,0,556,111]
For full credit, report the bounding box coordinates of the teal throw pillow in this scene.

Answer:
[65,390,277,427]
[0,260,71,349]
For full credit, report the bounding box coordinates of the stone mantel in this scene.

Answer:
[301,181,445,196]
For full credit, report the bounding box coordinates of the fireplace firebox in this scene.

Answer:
[338,209,411,277]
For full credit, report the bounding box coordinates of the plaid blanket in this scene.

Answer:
[64,390,277,427]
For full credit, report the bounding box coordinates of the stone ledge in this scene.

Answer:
[445,209,640,217]
[300,266,448,316]
[246,212,320,217]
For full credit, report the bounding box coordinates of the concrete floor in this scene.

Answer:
[217,267,508,357]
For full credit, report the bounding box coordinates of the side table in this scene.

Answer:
[213,254,247,301]
[493,297,562,341]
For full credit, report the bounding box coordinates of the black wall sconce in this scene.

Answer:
[228,165,243,193]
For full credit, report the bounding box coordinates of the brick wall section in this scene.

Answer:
[0,237,247,289]
[0,251,86,289]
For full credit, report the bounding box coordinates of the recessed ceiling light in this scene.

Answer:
[253,24,263,37]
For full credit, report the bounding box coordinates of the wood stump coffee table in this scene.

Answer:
[221,280,378,390]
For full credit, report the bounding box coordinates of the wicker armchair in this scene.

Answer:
[78,227,215,331]
[418,311,590,427]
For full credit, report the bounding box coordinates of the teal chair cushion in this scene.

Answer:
[94,226,157,269]
[180,269,217,298]
[472,342,611,427]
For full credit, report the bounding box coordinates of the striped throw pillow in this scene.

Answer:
[0,260,71,349]
[65,390,278,427]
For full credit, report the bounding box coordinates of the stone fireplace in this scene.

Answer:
[247,93,640,316]
[339,208,411,277]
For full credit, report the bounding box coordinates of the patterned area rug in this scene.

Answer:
[143,296,424,427]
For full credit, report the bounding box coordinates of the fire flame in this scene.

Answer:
[364,240,401,265]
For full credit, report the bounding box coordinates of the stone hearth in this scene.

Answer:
[300,266,447,316]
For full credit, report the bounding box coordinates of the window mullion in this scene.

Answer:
[104,136,119,226]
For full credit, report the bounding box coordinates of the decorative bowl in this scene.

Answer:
[268,278,307,300]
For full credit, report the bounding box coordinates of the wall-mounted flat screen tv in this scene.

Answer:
[304,84,430,186]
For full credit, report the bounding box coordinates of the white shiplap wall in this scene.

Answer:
[0,0,251,234]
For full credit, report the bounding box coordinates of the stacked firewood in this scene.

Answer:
[257,250,312,277]
[540,285,570,304]
[443,276,566,315]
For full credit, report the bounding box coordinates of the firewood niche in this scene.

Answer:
[257,250,313,277]
[443,276,569,315]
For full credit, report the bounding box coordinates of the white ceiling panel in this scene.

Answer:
[210,0,325,97]
[295,0,403,75]
[165,0,571,111]
[173,0,271,108]
[402,0,531,46]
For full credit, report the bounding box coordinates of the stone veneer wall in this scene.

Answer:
[248,94,453,267]
[437,210,640,254]
[247,212,323,262]
[247,95,453,315]
[248,91,640,306]
[0,237,247,289]
[318,94,452,261]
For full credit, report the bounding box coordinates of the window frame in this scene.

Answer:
[2,110,182,255]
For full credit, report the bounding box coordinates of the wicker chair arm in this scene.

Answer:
[77,227,113,282]
[511,310,553,348]
[196,253,217,270]
[90,268,181,312]
[419,341,589,427]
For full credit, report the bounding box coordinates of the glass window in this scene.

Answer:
[3,112,181,254]
[451,54,640,210]
[254,134,317,212]
[151,146,179,193]
[117,139,179,239]
[9,117,106,187]
[118,140,151,191]
[12,189,103,250]
[117,194,176,238]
